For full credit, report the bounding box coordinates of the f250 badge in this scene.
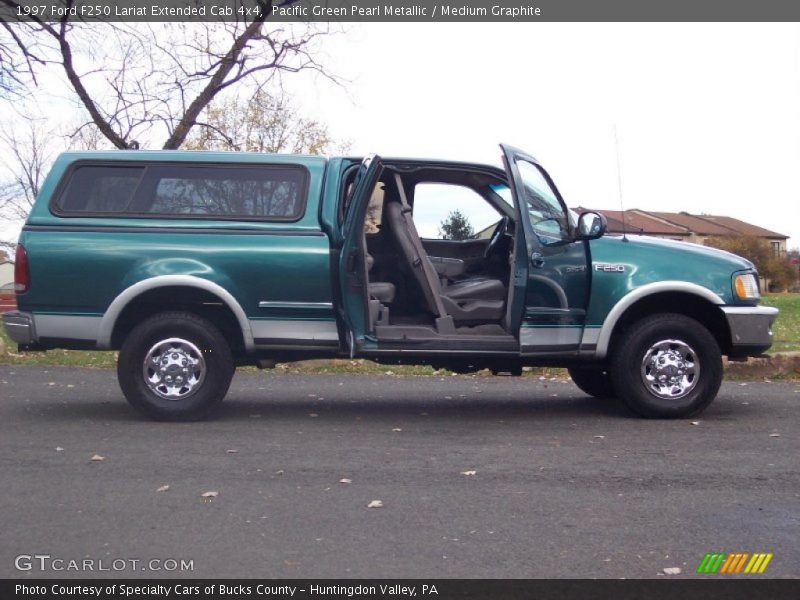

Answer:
[594,263,626,273]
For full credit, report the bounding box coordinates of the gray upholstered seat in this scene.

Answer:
[384,195,505,322]
[441,278,505,302]
[369,282,396,303]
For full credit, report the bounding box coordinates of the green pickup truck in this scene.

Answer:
[3,144,778,420]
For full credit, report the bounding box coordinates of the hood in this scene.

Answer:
[598,234,755,271]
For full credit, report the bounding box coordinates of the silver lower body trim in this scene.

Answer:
[34,314,102,341]
[250,319,339,345]
[520,326,581,354]
[721,305,778,348]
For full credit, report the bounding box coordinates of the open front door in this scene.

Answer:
[500,144,591,355]
[338,155,384,356]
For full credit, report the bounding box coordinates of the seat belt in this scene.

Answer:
[393,173,453,329]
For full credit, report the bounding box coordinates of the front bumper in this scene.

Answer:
[721,305,779,356]
[2,311,36,345]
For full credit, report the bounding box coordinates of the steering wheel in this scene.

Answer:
[484,216,510,260]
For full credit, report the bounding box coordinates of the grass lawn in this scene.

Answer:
[760,294,800,353]
[1,293,798,370]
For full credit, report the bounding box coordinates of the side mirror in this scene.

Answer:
[576,211,607,240]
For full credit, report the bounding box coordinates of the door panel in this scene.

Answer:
[338,155,384,355]
[500,144,590,355]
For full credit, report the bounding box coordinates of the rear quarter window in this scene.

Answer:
[52,163,308,221]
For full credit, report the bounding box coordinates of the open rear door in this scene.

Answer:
[338,155,384,356]
[500,144,591,355]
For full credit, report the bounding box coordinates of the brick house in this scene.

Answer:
[575,209,789,257]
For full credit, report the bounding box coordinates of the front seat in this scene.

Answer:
[384,174,506,323]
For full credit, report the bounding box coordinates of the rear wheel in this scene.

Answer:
[118,312,234,421]
[568,366,616,398]
[609,313,722,418]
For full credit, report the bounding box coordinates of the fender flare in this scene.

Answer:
[96,275,254,351]
[592,281,724,359]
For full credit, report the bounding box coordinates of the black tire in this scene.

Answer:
[609,313,722,418]
[568,366,616,398]
[117,311,234,421]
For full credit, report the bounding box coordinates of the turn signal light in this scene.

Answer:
[734,273,759,300]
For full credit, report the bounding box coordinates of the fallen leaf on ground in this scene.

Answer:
[392,428,402,432]
[201,491,219,499]
[339,478,352,484]
[769,433,781,437]
[691,421,700,426]
[367,500,384,508]
[309,413,319,418]
[662,567,681,575]
[90,454,105,461]
[593,435,605,439]
[156,485,170,492]
[55,447,64,452]
[461,470,477,476]
[226,449,238,454]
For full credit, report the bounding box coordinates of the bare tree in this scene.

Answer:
[0,120,52,220]
[0,0,336,149]
[0,116,101,250]
[0,20,42,96]
[187,88,350,155]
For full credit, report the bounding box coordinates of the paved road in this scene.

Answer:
[1,366,798,579]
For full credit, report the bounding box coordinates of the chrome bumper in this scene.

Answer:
[2,311,36,345]
[721,305,779,355]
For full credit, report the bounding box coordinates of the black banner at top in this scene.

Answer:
[2,0,800,23]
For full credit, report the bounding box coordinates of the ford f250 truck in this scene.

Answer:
[3,144,778,420]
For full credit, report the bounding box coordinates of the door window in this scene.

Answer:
[412,183,501,240]
[515,160,570,245]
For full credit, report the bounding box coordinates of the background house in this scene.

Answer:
[0,257,13,287]
[575,208,789,256]
[0,258,15,313]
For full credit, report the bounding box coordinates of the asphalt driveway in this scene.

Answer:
[0,366,797,578]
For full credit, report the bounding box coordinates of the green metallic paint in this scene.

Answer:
[585,234,753,327]
[19,151,335,325]
[15,149,767,361]
[31,151,328,229]
[501,144,591,353]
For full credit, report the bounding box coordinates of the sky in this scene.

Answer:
[2,22,799,248]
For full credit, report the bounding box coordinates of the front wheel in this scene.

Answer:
[118,312,234,421]
[609,313,722,418]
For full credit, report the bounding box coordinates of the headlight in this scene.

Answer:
[734,273,760,300]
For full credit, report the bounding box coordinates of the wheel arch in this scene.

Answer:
[595,282,730,359]
[97,275,254,352]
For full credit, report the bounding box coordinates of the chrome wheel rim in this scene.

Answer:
[640,339,699,400]
[142,338,206,400]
